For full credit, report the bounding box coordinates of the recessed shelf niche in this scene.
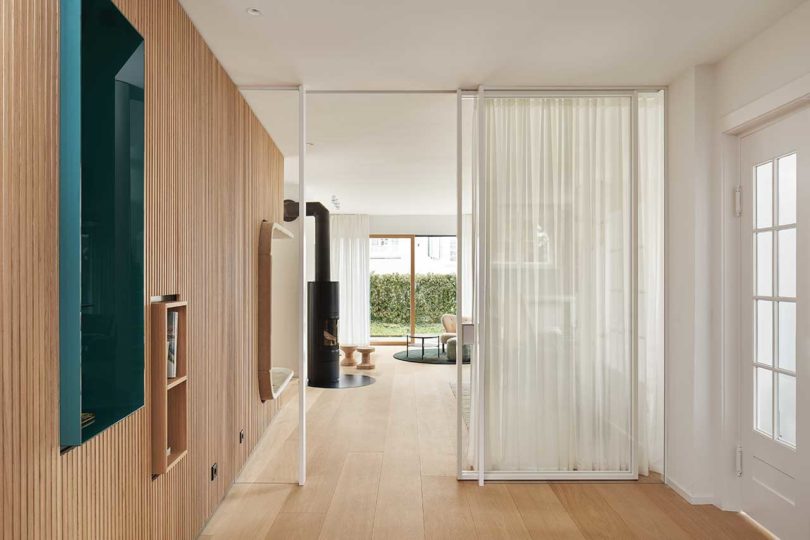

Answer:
[258,220,295,402]
[150,300,188,475]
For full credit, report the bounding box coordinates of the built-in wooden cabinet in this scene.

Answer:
[150,300,188,475]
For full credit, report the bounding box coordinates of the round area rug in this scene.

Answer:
[393,347,470,365]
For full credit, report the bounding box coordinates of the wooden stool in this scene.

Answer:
[356,346,376,370]
[340,344,358,367]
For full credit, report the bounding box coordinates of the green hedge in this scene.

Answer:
[370,273,456,325]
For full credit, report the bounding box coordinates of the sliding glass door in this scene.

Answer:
[459,90,664,481]
[414,236,457,338]
[369,235,414,344]
[369,235,458,344]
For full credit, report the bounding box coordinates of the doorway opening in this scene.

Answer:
[369,235,458,346]
[238,87,666,490]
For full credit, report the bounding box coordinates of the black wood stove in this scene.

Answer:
[284,200,374,389]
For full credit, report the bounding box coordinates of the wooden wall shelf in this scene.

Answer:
[150,300,188,475]
[258,220,294,402]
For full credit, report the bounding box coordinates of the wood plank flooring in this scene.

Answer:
[201,347,768,539]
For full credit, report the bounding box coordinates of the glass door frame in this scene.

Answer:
[457,87,649,482]
[369,234,416,345]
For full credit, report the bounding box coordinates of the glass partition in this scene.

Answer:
[475,93,637,478]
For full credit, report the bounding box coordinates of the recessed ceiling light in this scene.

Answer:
[246,7,262,16]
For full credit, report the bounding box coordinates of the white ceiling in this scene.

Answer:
[180,0,803,215]
[244,91,467,215]
[179,0,801,89]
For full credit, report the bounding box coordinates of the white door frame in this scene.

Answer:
[298,85,308,486]
[456,86,665,482]
[717,75,810,511]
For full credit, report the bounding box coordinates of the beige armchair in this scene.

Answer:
[440,314,470,353]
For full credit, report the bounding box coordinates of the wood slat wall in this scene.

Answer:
[0,0,288,538]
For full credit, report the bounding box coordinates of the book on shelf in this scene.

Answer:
[81,411,95,428]
[167,310,178,378]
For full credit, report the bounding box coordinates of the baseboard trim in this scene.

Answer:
[666,476,715,505]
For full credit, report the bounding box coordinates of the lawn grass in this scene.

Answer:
[370,321,443,337]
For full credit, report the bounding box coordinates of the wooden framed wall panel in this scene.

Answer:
[0,0,61,538]
[1,0,288,538]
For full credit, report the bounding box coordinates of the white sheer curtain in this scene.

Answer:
[638,91,665,475]
[461,214,473,319]
[478,96,634,473]
[330,214,370,345]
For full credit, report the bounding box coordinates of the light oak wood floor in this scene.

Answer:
[201,347,768,539]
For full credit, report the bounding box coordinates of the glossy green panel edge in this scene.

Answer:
[60,0,82,447]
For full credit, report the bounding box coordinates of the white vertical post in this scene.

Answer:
[298,85,307,486]
[456,89,463,479]
[631,91,640,479]
[476,86,486,486]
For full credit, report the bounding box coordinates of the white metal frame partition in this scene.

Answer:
[455,87,665,483]
[239,85,665,486]
[240,85,308,486]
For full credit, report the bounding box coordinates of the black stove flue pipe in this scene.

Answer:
[284,199,331,282]
[284,199,341,387]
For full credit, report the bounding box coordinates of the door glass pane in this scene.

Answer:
[778,154,797,226]
[756,367,774,436]
[756,162,773,229]
[778,302,796,372]
[757,300,773,367]
[777,374,796,446]
[369,237,412,340]
[756,232,772,296]
[778,228,796,297]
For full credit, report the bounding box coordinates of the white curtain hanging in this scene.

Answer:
[330,214,370,346]
[637,91,665,475]
[461,214,474,319]
[478,96,634,473]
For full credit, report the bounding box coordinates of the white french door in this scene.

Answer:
[740,106,810,539]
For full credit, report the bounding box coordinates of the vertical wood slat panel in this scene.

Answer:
[1,0,286,538]
[1,0,61,538]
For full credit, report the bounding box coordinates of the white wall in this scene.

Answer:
[271,184,316,373]
[271,219,301,373]
[714,0,810,117]
[666,0,810,510]
[369,214,456,236]
[666,66,719,502]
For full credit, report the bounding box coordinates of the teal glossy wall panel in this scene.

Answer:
[60,0,83,447]
[80,0,145,442]
[60,0,145,445]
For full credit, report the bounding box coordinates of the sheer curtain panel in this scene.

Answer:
[330,215,371,345]
[479,96,635,474]
[637,91,665,475]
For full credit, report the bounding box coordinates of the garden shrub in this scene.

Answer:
[369,272,456,325]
